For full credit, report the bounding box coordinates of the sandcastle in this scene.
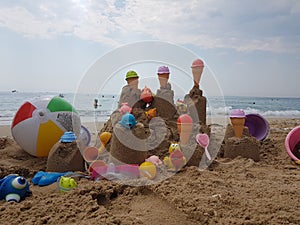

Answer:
[92,60,265,174]
[97,61,210,169]
[221,109,261,162]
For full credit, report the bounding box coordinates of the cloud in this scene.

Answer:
[0,0,299,53]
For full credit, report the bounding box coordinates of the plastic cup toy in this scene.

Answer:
[285,125,300,164]
[230,109,245,138]
[191,58,204,87]
[157,66,170,88]
[244,113,269,141]
[177,114,193,144]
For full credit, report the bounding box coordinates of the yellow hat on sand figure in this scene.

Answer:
[125,70,139,80]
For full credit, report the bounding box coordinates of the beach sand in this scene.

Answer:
[1,119,300,224]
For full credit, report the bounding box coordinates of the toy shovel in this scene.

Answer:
[196,133,212,160]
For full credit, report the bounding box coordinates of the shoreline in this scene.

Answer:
[2,117,300,138]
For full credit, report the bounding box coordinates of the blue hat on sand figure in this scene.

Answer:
[119,113,137,129]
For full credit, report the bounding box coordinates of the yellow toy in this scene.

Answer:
[139,162,156,179]
[163,142,186,172]
[145,108,157,120]
[58,176,77,193]
[99,132,112,154]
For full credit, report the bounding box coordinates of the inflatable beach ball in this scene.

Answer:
[11,96,81,157]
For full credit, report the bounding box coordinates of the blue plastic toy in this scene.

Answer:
[119,113,137,129]
[0,174,31,202]
[60,131,77,143]
[32,171,72,186]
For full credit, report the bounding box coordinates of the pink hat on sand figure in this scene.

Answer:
[157,66,170,74]
[191,59,204,68]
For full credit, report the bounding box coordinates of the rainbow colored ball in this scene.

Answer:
[11,96,81,157]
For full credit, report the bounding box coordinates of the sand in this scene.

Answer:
[1,118,300,225]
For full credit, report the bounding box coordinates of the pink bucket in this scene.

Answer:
[285,126,300,162]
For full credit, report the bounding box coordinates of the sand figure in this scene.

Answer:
[222,110,260,162]
[109,70,141,127]
[47,132,85,172]
[118,70,141,108]
[184,59,207,125]
[156,66,175,105]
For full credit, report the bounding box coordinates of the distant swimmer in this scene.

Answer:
[94,99,99,109]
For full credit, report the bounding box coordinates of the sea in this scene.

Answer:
[1,91,300,126]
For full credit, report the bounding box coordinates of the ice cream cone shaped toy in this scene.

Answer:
[230,109,246,138]
[191,58,204,88]
[157,66,170,88]
[99,132,112,154]
[177,114,193,144]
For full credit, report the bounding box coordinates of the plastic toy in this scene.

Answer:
[177,114,193,144]
[58,176,77,193]
[60,131,76,143]
[176,99,187,114]
[285,125,300,164]
[88,159,107,173]
[91,163,140,180]
[119,113,137,129]
[140,86,154,103]
[191,58,204,87]
[145,108,157,120]
[0,174,31,202]
[11,95,81,157]
[164,143,186,172]
[230,109,245,138]
[145,155,162,166]
[99,131,112,154]
[79,125,91,147]
[119,102,132,115]
[32,171,72,186]
[196,133,212,160]
[157,66,170,88]
[83,146,99,162]
[125,70,139,80]
[139,162,156,179]
[245,113,269,141]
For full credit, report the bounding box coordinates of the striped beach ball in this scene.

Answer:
[11,96,81,157]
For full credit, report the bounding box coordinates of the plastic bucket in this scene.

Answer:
[285,126,300,162]
[244,114,269,141]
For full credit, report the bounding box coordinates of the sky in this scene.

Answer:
[0,0,300,97]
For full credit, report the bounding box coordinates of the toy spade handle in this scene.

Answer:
[204,147,212,160]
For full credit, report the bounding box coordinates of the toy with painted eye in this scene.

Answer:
[58,176,77,193]
[163,142,186,172]
[119,113,137,129]
[0,174,31,202]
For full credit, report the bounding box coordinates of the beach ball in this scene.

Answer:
[11,96,81,157]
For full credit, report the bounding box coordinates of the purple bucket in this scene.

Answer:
[285,126,300,163]
[244,114,269,141]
